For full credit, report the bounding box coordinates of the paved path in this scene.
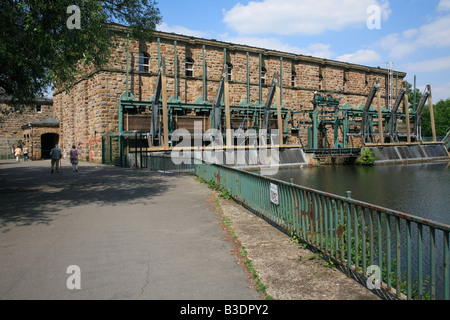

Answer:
[0,160,260,300]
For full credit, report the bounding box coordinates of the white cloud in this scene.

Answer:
[415,15,450,48]
[438,0,450,11]
[220,36,333,59]
[402,28,418,39]
[377,15,450,59]
[157,22,207,38]
[402,55,450,72]
[222,0,391,35]
[304,43,334,59]
[337,49,382,65]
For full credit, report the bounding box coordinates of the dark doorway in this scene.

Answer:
[41,133,59,159]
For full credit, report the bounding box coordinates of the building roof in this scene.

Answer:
[21,117,60,129]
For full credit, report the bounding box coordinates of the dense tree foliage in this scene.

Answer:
[403,81,423,110]
[403,81,449,138]
[421,99,450,138]
[0,0,161,104]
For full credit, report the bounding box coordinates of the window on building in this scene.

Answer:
[139,52,150,72]
[261,67,267,85]
[36,105,42,113]
[226,62,233,81]
[291,70,297,87]
[343,72,348,92]
[185,58,194,77]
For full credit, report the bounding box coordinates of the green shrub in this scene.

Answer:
[360,148,377,166]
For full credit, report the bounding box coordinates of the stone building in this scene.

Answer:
[51,26,407,162]
[21,117,60,160]
[0,97,56,160]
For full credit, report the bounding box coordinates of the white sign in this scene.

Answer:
[270,183,279,205]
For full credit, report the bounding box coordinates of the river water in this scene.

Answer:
[271,161,450,226]
[269,161,450,299]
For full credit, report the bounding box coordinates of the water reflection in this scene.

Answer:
[270,162,450,226]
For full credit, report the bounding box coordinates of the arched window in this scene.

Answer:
[226,62,233,81]
[139,52,150,72]
[185,57,194,77]
[261,67,267,85]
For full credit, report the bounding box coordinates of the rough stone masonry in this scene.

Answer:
[2,26,406,162]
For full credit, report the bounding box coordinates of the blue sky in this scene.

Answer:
[156,0,450,102]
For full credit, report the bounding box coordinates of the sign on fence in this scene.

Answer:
[270,183,279,205]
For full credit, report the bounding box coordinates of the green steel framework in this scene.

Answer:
[115,35,431,156]
[118,35,291,134]
[195,162,450,300]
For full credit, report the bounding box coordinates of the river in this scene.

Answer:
[270,161,450,226]
[269,161,450,299]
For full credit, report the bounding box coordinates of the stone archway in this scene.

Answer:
[41,133,59,159]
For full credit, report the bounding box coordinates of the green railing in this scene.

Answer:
[195,162,450,300]
[145,155,196,173]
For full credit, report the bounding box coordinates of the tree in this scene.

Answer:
[403,81,423,111]
[421,99,450,138]
[0,0,161,105]
[359,147,377,166]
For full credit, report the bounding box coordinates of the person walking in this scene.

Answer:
[14,146,22,162]
[50,144,62,173]
[23,146,29,161]
[69,145,79,172]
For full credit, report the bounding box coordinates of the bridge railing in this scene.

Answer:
[195,162,450,300]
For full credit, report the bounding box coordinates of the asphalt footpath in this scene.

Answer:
[0,159,260,300]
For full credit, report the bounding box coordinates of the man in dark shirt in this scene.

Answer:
[50,144,62,173]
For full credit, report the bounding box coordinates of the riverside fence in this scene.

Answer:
[195,162,450,300]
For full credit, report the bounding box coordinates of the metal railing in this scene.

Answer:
[195,162,450,300]
[144,155,196,173]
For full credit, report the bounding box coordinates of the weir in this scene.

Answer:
[443,129,450,151]
[122,147,309,172]
[368,144,450,165]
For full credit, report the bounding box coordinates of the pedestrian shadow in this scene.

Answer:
[0,162,186,229]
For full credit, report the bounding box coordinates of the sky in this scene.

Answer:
[156,0,450,102]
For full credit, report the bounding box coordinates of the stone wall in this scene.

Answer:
[21,126,60,160]
[53,30,406,163]
[0,102,53,158]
